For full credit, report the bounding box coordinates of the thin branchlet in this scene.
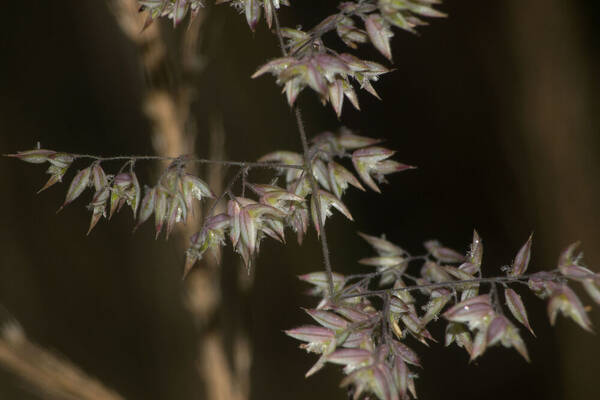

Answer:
[295,107,336,297]
[68,153,304,170]
[272,0,287,56]
[289,0,376,57]
[204,166,247,220]
[273,3,336,296]
[339,271,553,300]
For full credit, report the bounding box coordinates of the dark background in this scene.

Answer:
[1,1,599,399]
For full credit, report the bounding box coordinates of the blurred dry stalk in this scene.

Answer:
[0,323,123,400]
[187,116,252,400]
[110,0,197,169]
[507,0,600,398]
[200,333,251,400]
[110,2,251,399]
[186,116,225,320]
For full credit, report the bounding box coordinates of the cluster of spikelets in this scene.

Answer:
[184,128,414,271]
[138,0,445,38]
[215,0,291,31]
[252,0,445,116]
[253,50,390,117]
[138,0,290,30]
[361,0,447,60]
[6,129,413,273]
[286,232,600,400]
[138,0,206,28]
[6,150,214,238]
[138,1,445,117]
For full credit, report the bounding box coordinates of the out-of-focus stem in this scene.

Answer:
[506,1,600,398]
[0,323,124,400]
[111,2,250,400]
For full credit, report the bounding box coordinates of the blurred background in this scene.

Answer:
[1,0,599,399]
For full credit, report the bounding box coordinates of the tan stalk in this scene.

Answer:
[111,2,250,399]
[0,323,124,400]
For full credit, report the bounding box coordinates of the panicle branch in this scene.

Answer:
[6,127,413,278]
[253,0,446,117]
[288,231,600,399]
[137,1,446,118]
[62,152,305,170]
